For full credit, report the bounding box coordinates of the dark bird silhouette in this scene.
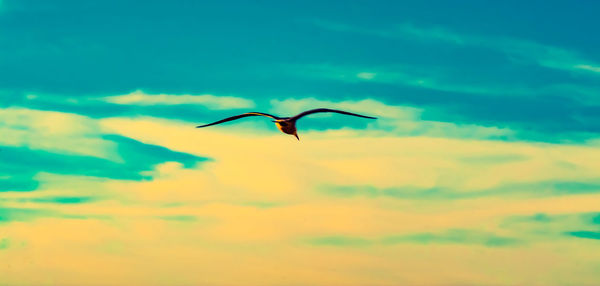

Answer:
[196,108,377,140]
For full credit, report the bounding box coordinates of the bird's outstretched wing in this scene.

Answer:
[196,112,280,128]
[291,108,377,121]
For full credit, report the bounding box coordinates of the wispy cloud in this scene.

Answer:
[0,238,8,250]
[0,207,56,224]
[0,136,207,193]
[307,236,372,247]
[382,229,520,247]
[280,66,600,142]
[567,231,600,240]
[270,97,514,140]
[307,229,520,247]
[287,63,532,96]
[104,90,255,110]
[0,107,114,158]
[323,179,600,201]
[576,64,600,73]
[0,107,208,193]
[311,20,600,76]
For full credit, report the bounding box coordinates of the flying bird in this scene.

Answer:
[196,108,377,140]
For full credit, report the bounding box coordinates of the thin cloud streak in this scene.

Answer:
[310,20,600,76]
[104,90,256,110]
[285,63,534,96]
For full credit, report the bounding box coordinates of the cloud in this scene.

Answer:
[311,20,600,76]
[0,238,8,250]
[307,229,520,248]
[7,86,599,144]
[322,179,600,201]
[286,63,531,96]
[0,207,56,224]
[566,231,600,240]
[270,97,419,120]
[591,213,600,225]
[2,91,255,124]
[0,107,209,192]
[0,135,208,193]
[0,175,39,192]
[280,65,600,142]
[381,229,519,247]
[96,115,600,211]
[307,236,372,247]
[0,107,114,158]
[356,72,376,80]
[104,90,255,110]
[575,65,600,73]
[156,215,200,222]
[270,97,514,140]
[2,109,600,285]
[22,196,96,204]
[500,212,600,240]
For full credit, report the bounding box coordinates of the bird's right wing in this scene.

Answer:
[291,108,377,121]
[196,112,280,128]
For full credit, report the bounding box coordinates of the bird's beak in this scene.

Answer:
[294,132,299,140]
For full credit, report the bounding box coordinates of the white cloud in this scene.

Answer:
[0,107,117,159]
[356,72,376,80]
[269,97,514,140]
[575,64,600,73]
[104,90,255,110]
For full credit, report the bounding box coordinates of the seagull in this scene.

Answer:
[196,108,377,140]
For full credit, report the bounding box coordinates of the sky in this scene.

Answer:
[1,0,600,285]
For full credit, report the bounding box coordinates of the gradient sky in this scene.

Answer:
[1,1,600,285]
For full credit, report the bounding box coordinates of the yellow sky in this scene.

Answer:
[2,113,600,285]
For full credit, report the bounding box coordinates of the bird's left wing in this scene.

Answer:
[290,108,377,121]
[196,112,280,128]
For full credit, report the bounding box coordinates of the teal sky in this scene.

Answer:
[1,0,599,141]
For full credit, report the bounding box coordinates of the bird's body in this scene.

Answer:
[196,108,376,140]
[274,119,297,137]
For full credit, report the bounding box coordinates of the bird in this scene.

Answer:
[196,108,377,140]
